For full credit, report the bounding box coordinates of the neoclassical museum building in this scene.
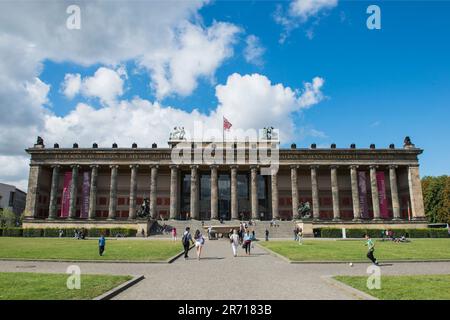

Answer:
[23,134,427,234]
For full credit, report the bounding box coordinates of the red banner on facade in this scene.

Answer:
[60,171,72,217]
[377,171,389,218]
[358,171,369,219]
[81,171,90,218]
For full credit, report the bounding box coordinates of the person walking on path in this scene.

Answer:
[294,227,299,241]
[243,230,252,255]
[230,229,240,257]
[171,227,177,241]
[194,229,205,260]
[182,227,194,260]
[98,234,106,256]
[365,234,379,265]
[265,228,269,241]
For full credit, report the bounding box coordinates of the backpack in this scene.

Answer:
[182,233,189,245]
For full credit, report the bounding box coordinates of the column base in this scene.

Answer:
[352,218,361,222]
[107,218,116,221]
[46,217,56,220]
[332,218,341,222]
[391,217,402,221]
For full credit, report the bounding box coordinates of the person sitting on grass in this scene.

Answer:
[98,234,106,256]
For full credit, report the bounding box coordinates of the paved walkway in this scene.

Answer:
[1,239,450,300]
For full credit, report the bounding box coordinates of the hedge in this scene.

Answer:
[110,228,136,237]
[316,227,449,238]
[23,228,44,237]
[0,227,137,238]
[2,228,23,237]
[87,228,110,237]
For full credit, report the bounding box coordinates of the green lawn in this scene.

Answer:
[0,272,132,300]
[335,275,450,300]
[0,237,183,261]
[260,239,450,262]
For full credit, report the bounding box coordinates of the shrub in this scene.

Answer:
[88,228,110,237]
[346,229,367,238]
[0,228,3,236]
[23,228,44,237]
[61,228,78,238]
[320,228,342,238]
[406,228,430,238]
[110,228,136,237]
[429,228,449,238]
[2,227,23,237]
[43,228,61,237]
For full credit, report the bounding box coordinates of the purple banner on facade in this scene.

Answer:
[377,172,389,218]
[60,172,72,217]
[81,171,90,219]
[358,171,369,219]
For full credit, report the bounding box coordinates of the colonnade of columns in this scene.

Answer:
[28,162,425,221]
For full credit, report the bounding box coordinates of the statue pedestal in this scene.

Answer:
[296,220,314,238]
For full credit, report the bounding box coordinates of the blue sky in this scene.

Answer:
[0,0,449,190]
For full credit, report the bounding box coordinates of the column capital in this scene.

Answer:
[109,164,119,169]
[349,165,359,170]
[149,164,159,169]
[210,164,219,169]
[129,164,139,169]
[169,164,179,169]
[250,164,259,170]
[190,164,199,170]
[50,164,61,169]
[389,164,398,170]
[310,165,319,169]
[330,165,339,169]
[70,164,80,169]
[369,165,378,170]
[230,165,239,169]
[290,165,299,169]
[89,164,99,169]
[408,164,420,168]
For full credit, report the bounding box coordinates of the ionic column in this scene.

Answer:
[311,166,320,220]
[108,165,118,220]
[24,165,42,219]
[350,165,361,220]
[370,165,381,220]
[88,165,98,220]
[210,165,218,220]
[250,165,258,220]
[190,165,199,220]
[150,165,158,219]
[291,165,299,221]
[231,165,238,220]
[169,165,179,219]
[68,165,79,219]
[389,165,401,220]
[48,165,60,220]
[408,164,425,220]
[331,165,340,220]
[128,165,138,220]
[271,170,279,220]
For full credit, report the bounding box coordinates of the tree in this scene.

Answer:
[0,208,17,227]
[422,175,450,224]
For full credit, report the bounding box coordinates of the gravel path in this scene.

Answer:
[1,239,450,300]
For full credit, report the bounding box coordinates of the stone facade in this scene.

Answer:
[23,139,426,231]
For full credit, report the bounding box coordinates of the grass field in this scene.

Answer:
[335,274,450,300]
[259,239,450,262]
[0,237,183,261]
[0,272,132,300]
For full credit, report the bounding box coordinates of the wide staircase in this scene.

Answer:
[148,220,298,239]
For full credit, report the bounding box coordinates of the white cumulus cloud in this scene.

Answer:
[243,35,265,67]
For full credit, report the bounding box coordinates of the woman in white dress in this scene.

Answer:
[194,229,205,260]
[229,229,240,257]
